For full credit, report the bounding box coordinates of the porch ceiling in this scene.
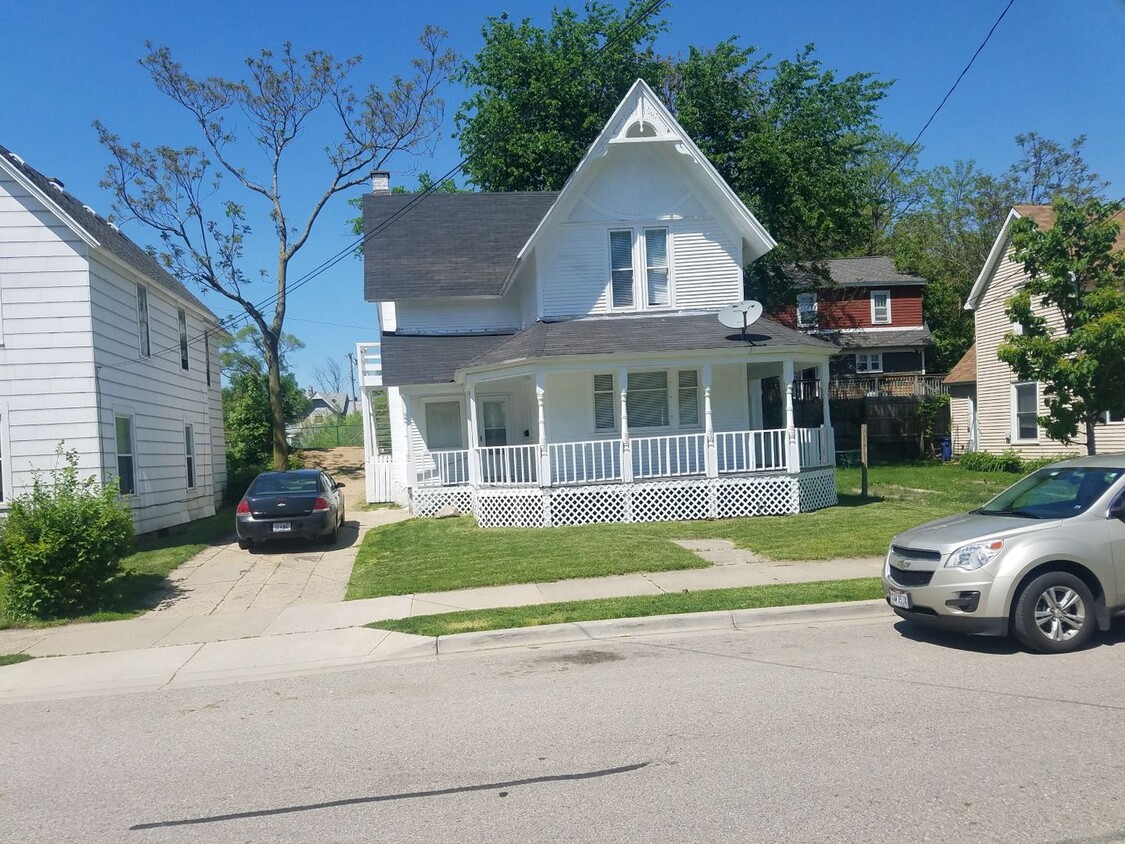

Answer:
[462,313,836,374]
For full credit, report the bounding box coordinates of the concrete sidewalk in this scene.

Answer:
[0,533,885,702]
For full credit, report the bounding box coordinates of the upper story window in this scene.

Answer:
[870,290,891,324]
[137,284,150,357]
[178,309,189,370]
[797,292,817,327]
[608,227,671,311]
[1013,382,1038,442]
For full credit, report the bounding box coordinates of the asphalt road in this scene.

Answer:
[5,615,1125,843]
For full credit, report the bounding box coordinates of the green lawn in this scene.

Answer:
[347,463,1015,600]
[370,578,884,637]
[0,506,235,629]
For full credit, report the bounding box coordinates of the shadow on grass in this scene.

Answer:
[833,493,886,508]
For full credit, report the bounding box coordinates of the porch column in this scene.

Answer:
[783,358,800,472]
[403,397,417,491]
[619,368,633,483]
[536,370,549,487]
[467,382,481,487]
[703,363,717,479]
[360,388,375,502]
[820,360,835,467]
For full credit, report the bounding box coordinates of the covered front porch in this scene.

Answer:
[363,343,838,527]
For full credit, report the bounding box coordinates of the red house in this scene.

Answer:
[774,257,939,397]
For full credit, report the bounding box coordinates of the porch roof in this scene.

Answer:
[822,327,934,350]
[380,332,515,385]
[462,313,836,372]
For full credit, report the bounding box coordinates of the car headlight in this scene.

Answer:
[946,540,1005,571]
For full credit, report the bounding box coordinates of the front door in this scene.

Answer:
[480,398,510,447]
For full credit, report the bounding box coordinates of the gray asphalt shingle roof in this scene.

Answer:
[827,327,934,350]
[1,144,219,321]
[379,313,835,386]
[363,191,560,300]
[786,256,927,288]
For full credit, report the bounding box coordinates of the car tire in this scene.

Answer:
[324,518,339,546]
[238,538,252,551]
[1012,571,1096,653]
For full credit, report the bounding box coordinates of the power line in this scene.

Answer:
[879,0,1017,193]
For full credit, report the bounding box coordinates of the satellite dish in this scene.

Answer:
[718,301,763,339]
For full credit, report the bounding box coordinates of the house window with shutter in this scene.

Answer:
[870,290,891,324]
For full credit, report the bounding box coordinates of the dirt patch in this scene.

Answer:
[301,446,368,510]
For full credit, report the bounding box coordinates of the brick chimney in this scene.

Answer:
[371,170,391,194]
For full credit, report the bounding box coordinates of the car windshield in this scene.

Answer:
[978,466,1124,519]
[250,474,320,496]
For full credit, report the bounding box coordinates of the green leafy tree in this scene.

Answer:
[95,32,456,471]
[455,2,667,191]
[998,198,1125,454]
[221,327,310,483]
[1003,133,1109,205]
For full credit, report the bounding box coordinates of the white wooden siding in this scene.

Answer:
[974,247,1125,456]
[395,296,519,332]
[672,224,742,310]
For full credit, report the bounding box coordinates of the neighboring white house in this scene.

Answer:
[355,80,838,527]
[951,204,1125,457]
[0,144,227,533]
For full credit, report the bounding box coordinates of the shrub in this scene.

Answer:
[0,448,134,619]
[958,449,1075,474]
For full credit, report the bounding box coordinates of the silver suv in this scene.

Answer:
[883,455,1125,653]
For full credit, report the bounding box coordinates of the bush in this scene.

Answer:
[0,448,134,619]
[958,449,1074,474]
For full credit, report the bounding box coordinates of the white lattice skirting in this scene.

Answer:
[410,470,838,528]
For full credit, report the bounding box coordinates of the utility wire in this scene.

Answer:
[97,0,669,375]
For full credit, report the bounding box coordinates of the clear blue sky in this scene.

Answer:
[2,0,1123,391]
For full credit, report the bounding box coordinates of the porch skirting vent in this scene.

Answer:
[410,469,837,528]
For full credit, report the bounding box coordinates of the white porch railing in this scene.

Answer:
[632,433,707,479]
[480,444,539,487]
[416,427,833,488]
[715,429,789,473]
[549,439,622,485]
[415,448,470,487]
[356,342,382,387]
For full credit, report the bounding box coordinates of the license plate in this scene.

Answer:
[888,588,911,609]
[272,522,292,533]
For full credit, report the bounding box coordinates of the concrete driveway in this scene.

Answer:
[146,508,410,617]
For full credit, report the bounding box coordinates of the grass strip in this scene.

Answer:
[0,653,34,667]
[368,577,883,637]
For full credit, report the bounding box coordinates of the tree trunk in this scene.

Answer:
[263,332,289,470]
[1086,417,1097,456]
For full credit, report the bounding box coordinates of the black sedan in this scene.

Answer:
[235,469,346,550]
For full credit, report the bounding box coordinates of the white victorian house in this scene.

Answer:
[0,144,227,533]
[356,80,837,527]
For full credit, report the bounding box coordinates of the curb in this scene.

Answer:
[432,599,891,656]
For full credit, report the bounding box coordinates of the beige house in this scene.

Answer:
[950,204,1125,457]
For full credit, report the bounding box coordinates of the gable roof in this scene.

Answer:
[517,79,776,271]
[944,343,976,385]
[966,204,1125,311]
[0,144,219,322]
[363,192,559,300]
[783,256,926,288]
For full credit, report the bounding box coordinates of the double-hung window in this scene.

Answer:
[592,369,700,431]
[1013,382,1038,441]
[178,308,189,370]
[137,284,150,357]
[870,290,891,324]
[797,292,817,327]
[115,415,136,495]
[608,227,671,310]
[184,425,196,489]
[855,353,882,373]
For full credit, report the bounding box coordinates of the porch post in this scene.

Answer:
[702,363,717,479]
[536,370,549,487]
[820,360,835,467]
[619,368,632,483]
[403,397,417,492]
[783,358,800,472]
[467,382,481,487]
[360,388,375,503]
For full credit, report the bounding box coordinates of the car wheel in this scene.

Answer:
[324,518,339,546]
[238,538,252,551]
[1012,571,1096,653]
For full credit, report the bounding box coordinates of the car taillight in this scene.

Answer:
[236,500,250,514]
[312,497,330,512]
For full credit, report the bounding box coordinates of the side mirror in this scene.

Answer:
[1109,501,1125,521]
[335,482,347,489]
